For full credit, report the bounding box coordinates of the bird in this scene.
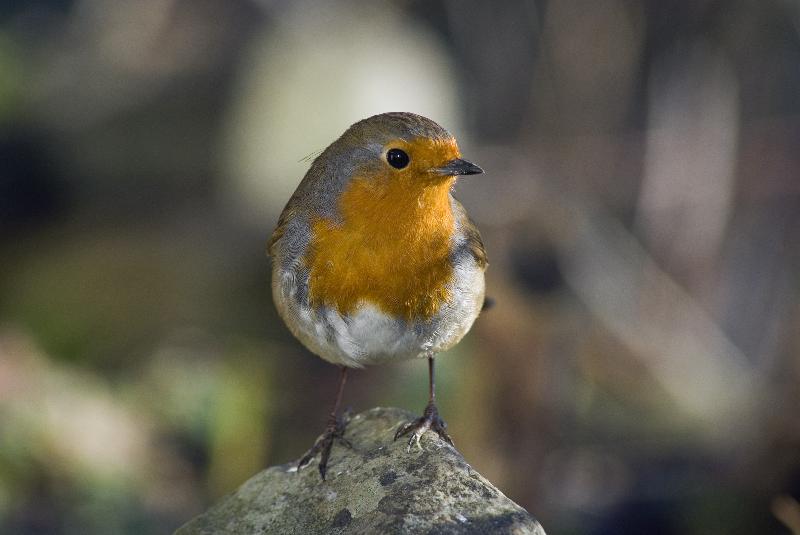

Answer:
[269,112,487,479]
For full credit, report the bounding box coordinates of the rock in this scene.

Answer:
[175,407,546,535]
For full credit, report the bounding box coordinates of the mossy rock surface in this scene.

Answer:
[176,407,545,535]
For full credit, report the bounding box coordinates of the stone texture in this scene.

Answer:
[176,407,545,535]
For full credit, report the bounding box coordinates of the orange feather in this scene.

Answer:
[305,137,461,320]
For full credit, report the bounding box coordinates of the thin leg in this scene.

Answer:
[394,357,453,451]
[428,356,436,404]
[298,366,351,480]
[330,366,348,420]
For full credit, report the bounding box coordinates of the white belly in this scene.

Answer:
[274,260,485,368]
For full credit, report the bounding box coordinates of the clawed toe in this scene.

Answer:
[394,403,453,451]
[297,413,351,480]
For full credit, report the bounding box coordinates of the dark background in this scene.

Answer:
[1,1,799,533]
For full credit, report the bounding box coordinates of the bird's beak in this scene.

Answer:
[434,158,484,177]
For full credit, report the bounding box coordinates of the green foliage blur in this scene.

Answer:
[1,1,799,534]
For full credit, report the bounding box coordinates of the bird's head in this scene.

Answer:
[313,112,482,202]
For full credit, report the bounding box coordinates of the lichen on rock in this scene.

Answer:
[175,407,545,535]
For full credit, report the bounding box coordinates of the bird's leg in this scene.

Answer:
[297,366,351,480]
[394,357,453,451]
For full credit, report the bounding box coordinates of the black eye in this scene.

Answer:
[386,148,410,169]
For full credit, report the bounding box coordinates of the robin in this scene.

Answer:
[269,112,487,479]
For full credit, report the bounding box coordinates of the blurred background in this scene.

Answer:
[1,0,799,533]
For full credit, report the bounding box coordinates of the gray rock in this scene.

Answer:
[176,407,546,535]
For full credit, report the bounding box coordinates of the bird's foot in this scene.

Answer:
[297,408,352,480]
[394,402,453,452]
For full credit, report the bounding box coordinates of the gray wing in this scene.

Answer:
[450,196,488,270]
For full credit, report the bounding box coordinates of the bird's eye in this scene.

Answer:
[386,148,410,169]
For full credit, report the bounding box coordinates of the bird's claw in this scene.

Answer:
[394,403,453,452]
[296,413,351,480]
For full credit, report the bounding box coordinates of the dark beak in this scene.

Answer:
[434,158,484,176]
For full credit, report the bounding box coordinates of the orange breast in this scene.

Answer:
[305,173,456,320]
